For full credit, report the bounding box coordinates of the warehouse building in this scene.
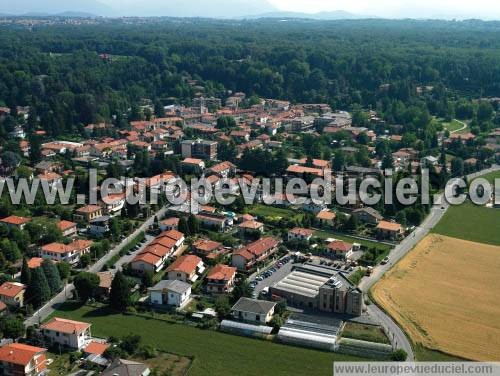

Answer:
[269,263,363,316]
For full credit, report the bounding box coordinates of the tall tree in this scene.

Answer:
[109,271,131,312]
[26,268,51,308]
[20,258,31,285]
[41,259,63,294]
[73,272,99,302]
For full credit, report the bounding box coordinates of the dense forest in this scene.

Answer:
[1,18,500,137]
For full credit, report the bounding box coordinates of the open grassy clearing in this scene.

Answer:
[50,303,366,376]
[247,204,304,221]
[432,201,500,245]
[341,322,390,344]
[372,234,500,361]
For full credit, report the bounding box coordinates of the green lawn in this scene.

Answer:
[432,201,500,245]
[247,204,304,221]
[341,322,390,344]
[442,119,466,133]
[480,170,500,184]
[50,303,366,376]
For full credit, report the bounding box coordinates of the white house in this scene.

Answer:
[41,317,92,350]
[231,297,276,324]
[149,279,191,308]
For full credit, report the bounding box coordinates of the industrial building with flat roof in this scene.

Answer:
[269,263,363,316]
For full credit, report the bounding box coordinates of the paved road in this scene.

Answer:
[24,206,169,327]
[359,164,500,360]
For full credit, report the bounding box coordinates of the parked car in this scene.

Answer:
[381,256,390,265]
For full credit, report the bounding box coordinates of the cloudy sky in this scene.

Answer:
[267,0,500,19]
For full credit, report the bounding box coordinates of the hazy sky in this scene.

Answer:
[267,0,500,19]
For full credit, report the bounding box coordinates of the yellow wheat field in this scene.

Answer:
[372,234,500,361]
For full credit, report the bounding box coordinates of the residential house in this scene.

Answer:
[159,217,179,232]
[166,255,205,283]
[238,220,264,237]
[181,158,205,173]
[327,240,354,260]
[0,215,31,230]
[376,221,404,240]
[99,193,125,217]
[195,213,231,232]
[27,257,44,269]
[158,229,185,251]
[287,227,314,242]
[207,161,236,178]
[41,317,92,350]
[96,272,113,297]
[148,279,192,307]
[316,210,336,227]
[0,343,47,376]
[40,239,92,265]
[57,220,77,237]
[206,264,237,294]
[89,216,111,236]
[74,205,103,222]
[352,207,383,225]
[102,359,150,376]
[192,239,227,260]
[231,237,279,270]
[37,172,63,188]
[0,282,26,308]
[231,297,276,324]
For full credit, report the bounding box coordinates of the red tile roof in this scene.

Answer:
[289,227,314,237]
[41,317,91,334]
[0,343,46,366]
[167,255,202,275]
[193,239,222,253]
[27,257,44,269]
[160,229,184,242]
[0,215,31,226]
[84,341,110,355]
[0,282,25,298]
[327,240,353,253]
[57,220,77,232]
[377,221,403,232]
[207,264,236,281]
[234,237,279,261]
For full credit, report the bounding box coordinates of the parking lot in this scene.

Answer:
[249,255,297,296]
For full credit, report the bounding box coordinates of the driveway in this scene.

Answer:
[24,205,170,327]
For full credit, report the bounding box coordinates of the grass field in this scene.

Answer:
[442,119,466,133]
[247,204,304,221]
[432,201,500,245]
[341,322,390,344]
[50,303,365,376]
[372,234,500,361]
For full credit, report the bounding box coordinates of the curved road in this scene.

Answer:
[358,164,500,360]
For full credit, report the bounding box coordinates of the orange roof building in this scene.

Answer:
[41,317,92,350]
[207,264,237,293]
[0,281,26,307]
[0,343,47,375]
[166,255,204,283]
[0,215,31,229]
[83,341,110,356]
[231,237,279,270]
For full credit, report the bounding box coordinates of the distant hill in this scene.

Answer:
[0,0,112,16]
[245,10,371,20]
